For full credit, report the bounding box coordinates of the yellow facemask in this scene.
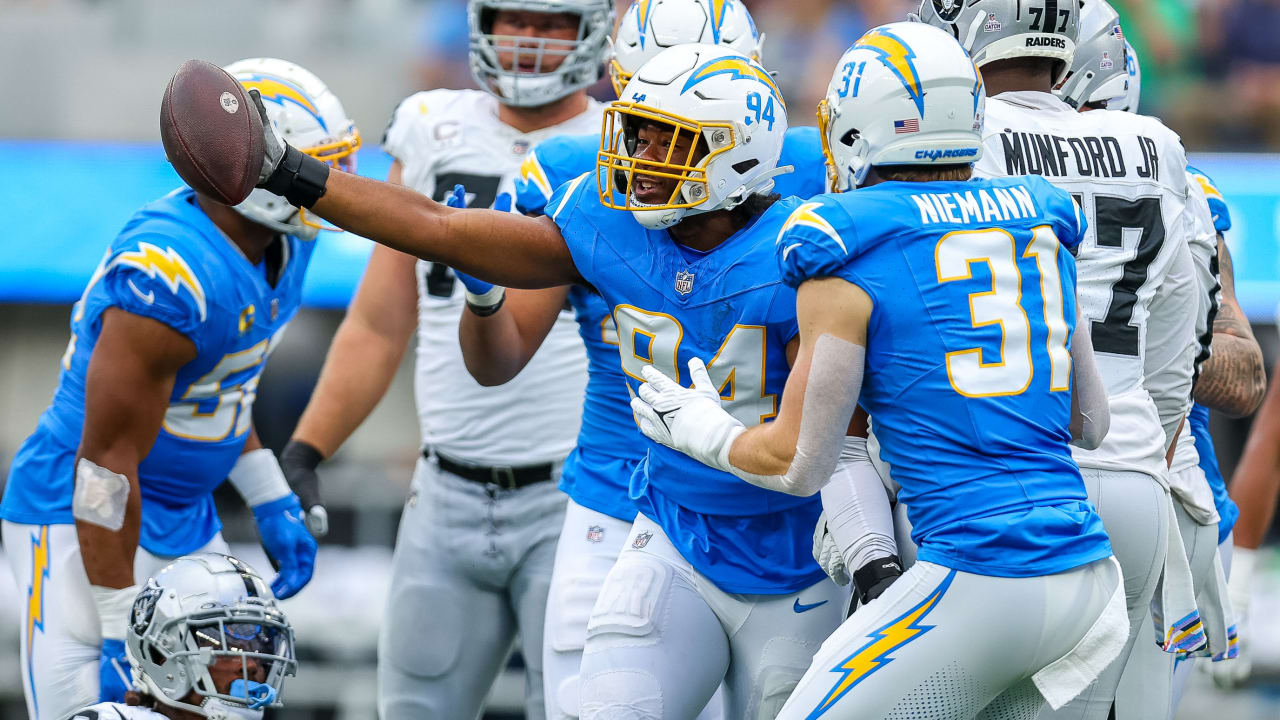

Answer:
[596,101,734,213]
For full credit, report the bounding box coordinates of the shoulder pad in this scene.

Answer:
[775,195,857,288]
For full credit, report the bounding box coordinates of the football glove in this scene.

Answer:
[249,88,329,209]
[280,440,328,537]
[253,493,317,599]
[631,359,744,473]
[98,638,132,703]
[812,511,851,586]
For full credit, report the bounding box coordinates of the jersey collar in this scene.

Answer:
[990,90,1074,114]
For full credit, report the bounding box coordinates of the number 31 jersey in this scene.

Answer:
[976,91,1195,482]
[0,188,312,556]
[778,177,1113,577]
[383,89,600,464]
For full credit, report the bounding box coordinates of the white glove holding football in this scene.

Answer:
[631,358,744,473]
[1204,546,1256,689]
[812,511,851,586]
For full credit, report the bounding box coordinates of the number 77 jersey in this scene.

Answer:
[976,93,1194,482]
[777,176,1113,576]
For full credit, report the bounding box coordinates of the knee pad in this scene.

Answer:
[580,669,664,720]
[745,638,818,720]
[585,555,672,651]
[380,580,464,678]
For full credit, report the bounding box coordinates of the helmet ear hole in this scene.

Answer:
[839,129,861,148]
[732,159,759,174]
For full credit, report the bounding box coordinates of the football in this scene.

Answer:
[159,59,264,206]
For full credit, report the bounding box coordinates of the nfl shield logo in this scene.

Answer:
[586,525,605,543]
[632,531,654,549]
[674,270,695,295]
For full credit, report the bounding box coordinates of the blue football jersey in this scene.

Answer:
[548,175,824,594]
[1,188,312,556]
[560,284,644,522]
[515,127,828,216]
[1187,166,1232,234]
[778,176,1113,577]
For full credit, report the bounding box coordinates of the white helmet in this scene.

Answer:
[126,553,296,720]
[914,0,1080,85]
[609,0,764,97]
[226,58,361,240]
[469,0,615,107]
[819,22,985,191]
[1109,40,1142,112]
[1055,0,1127,108]
[598,43,788,229]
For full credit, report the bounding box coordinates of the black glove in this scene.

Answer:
[248,88,329,208]
[280,439,328,537]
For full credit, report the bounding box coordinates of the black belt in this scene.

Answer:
[425,449,554,490]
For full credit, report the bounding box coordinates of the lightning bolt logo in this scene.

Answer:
[779,202,847,254]
[520,152,553,200]
[26,525,50,717]
[807,569,955,719]
[709,0,731,43]
[238,73,327,131]
[1191,173,1223,202]
[681,57,785,109]
[972,59,984,117]
[635,0,653,49]
[853,28,925,116]
[112,242,207,321]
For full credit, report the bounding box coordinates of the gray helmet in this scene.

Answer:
[126,553,297,720]
[468,0,616,107]
[914,0,1080,84]
[1055,0,1127,108]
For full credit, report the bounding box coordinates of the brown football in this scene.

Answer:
[160,59,264,205]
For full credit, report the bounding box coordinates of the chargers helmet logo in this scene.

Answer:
[680,56,786,109]
[238,73,328,131]
[853,29,926,116]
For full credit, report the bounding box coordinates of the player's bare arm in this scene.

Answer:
[458,285,572,386]
[630,277,869,497]
[726,278,870,483]
[308,169,581,289]
[75,308,196,590]
[289,161,423,459]
[1069,305,1109,450]
[1194,241,1266,417]
[1227,354,1280,550]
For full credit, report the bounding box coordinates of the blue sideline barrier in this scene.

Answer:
[1,141,1277,319]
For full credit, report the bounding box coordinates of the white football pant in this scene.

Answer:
[780,557,1122,719]
[2,520,228,720]
[578,514,848,720]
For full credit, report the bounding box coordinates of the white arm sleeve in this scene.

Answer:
[729,335,864,496]
[820,437,898,571]
[1144,239,1197,448]
[1070,306,1110,449]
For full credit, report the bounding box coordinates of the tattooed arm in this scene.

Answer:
[1194,240,1266,417]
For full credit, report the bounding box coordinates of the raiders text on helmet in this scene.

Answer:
[915,0,1080,84]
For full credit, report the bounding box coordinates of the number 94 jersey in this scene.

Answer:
[778,176,1112,578]
[549,175,824,595]
[0,188,312,557]
[976,92,1195,482]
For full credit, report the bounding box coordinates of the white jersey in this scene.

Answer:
[976,92,1197,481]
[62,703,166,720]
[1168,172,1222,520]
[383,89,598,465]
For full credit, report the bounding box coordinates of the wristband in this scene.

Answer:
[91,584,140,642]
[281,439,325,471]
[853,554,903,606]
[465,286,507,317]
[262,145,329,208]
[228,448,291,508]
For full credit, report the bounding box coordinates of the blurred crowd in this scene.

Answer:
[411,0,1280,151]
